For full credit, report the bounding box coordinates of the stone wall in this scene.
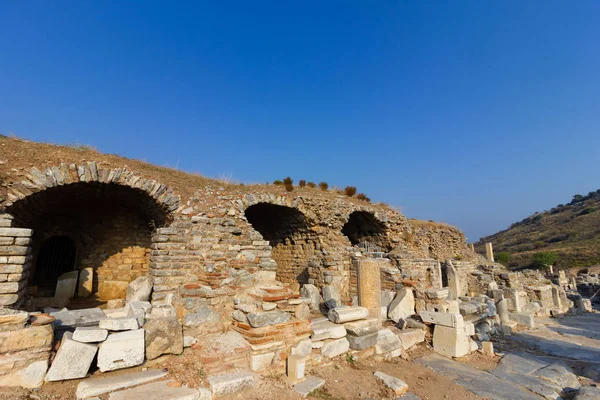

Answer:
[0,216,33,307]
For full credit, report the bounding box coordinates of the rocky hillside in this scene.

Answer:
[476,190,600,270]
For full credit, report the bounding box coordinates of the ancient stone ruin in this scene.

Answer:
[0,151,596,398]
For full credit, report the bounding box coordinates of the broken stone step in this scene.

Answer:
[374,371,409,395]
[97,329,145,372]
[73,326,109,343]
[294,376,326,397]
[344,318,381,336]
[327,306,369,323]
[45,332,97,382]
[347,331,378,350]
[109,380,211,400]
[76,369,168,399]
[208,370,254,396]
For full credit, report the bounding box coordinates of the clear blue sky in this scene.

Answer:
[1,2,599,241]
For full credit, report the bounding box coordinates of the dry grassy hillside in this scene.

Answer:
[476,191,600,270]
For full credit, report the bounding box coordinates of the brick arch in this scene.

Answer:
[2,162,181,215]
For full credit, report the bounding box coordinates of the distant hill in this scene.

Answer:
[475,190,600,270]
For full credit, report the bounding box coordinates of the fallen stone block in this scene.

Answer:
[509,312,535,329]
[432,325,470,358]
[381,290,396,310]
[97,329,145,372]
[311,318,347,341]
[50,308,107,330]
[321,338,350,357]
[55,271,79,299]
[250,352,275,371]
[99,317,139,331]
[426,288,449,300]
[144,317,183,360]
[73,326,108,343]
[328,306,368,323]
[344,318,381,336]
[247,311,290,328]
[374,371,409,395]
[322,285,341,308]
[294,376,325,397]
[375,329,402,355]
[0,359,48,389]
[78,268,93,298]
[125,276,152,304]
[128,300,152,326]
[482,341,494,356]
[109,380,210,400]
[347,331,379,350]
[45,332,97,381]
[301,284,321,310]
[388,288,415,323]
[208,370,254,396]
[419,311,464,329]
[76,369,168,399]
[396,329,426,350]
[459,302,479,316]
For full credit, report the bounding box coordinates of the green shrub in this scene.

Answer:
[283,177,293,186]
[273,180,283,185]
[344,186,357,197]
[496,252,510,265]
[319,182,329,191]
[307,181,316,188]
[578,207,597,216]
[531,252,557,269]
[298,180,306,188]
[285,183,293,192]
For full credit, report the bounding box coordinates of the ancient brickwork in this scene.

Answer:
[0,217,33,307]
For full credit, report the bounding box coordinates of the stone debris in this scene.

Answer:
[396,329,425,350]
[73,326,109,343]
[208,370,253,396]
[99,317,139,331]
[0,359,48,389]
[300,284,321,310]
[321,337,350,357]
[482,341,494,356]
[125,276,152,304]
[388,288,415,323]
[347,331,379,350]
[322,285,341,309]
[374,328,402,355]
[432,325,471,358]
[246,311,290,328]
[75,369,168,399]
[78,268,93,298]
[327,306,369,323]
[374,371,409,395]
[50,308,106,330]
[287,354,306,383]
[343,318,381,336]
[45,332,97,382]
[127,300,151,326]
[294,376,326,397]
[109,380,210,400]
[310,318,347,341]
[97,329,145,372]
[55,270,79,299]
[144,317,183,360]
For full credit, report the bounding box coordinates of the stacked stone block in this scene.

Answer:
[0,226,33,308]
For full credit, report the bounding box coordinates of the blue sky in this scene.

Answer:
[1,2,599,241]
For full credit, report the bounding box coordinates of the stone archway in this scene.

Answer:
[342,210,390,251]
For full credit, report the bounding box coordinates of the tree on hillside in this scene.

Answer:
[531,252,557,269]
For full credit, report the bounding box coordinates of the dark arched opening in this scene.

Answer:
[342,211,389,250]
[35,236,77,296]
[245,203,318,284]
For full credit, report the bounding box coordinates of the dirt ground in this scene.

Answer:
[0,345,486,400]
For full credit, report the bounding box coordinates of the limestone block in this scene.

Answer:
[294,376,325,397]
[327,306,368,323]
[73,327,108,343]
[55,271,78,299]
[321,338,350,358]
[208,370,254,396]
[426,288,450,300]
[0,324,53,353]
[128,300,151,326]
[97,329,145,372]
[108,380,209,400]
[126,276,152,303]
[300,284,320,310]
[0,359,48,389]
[250,352,274,372]
[311,318,347,341]
[432,325,470,358]
[497,299,510,323]
[322,286,341,309]
[388,288,415,323]
[247,311,290,328]
[344,318,381,336]
[347,331,378,350]
[45,332,97,381]
[375,329,402,355]
[575,386,600,400]
[107,299,126,308]
[291,339,312,357]
[509,312,535,329]
[459,302,478,316]
[184,305,220,327]
[396,329,425,350]
[0,309,28,332]
[419,311,464,329]
[150,304,176,318]
[99,280,129,300]
[357,259,382,319]
[381,290,396,310]
[295,303,310,320]
[287,354,306,383]
[76,369,168,399]
[144,317,183,360]
[482,341,494,356]
[533,363,580,392]
[78,268,93,298]
[99,317,139,331]
[374,371,408,395]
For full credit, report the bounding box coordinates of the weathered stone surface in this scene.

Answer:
[344,318,381,336]
[126,276,152,304]
[107,299,126,309]
[497,298,510,323]
[250,352,274,371]
[76,369,168,399]
[287,354,306,383]
[533,363,580,392]
[294,376,325,397]
[291,339,312,357]
[321,338,349,357]
[73,326,108,343]
[55,270,79,299]
[0,324,53,353]
[509,312,535,329]
[347,331,379,350]
[109,380,209,400]
[78,267,93,298]
[426,288,450,300]
[128,300,151,326]
[432,325,470,358]
[311,318,347,341]
[397,329,426,350]
[0,359,48,389]
[144,317,183,360]
[575,386,600,400]
[322,286,341,309]
[29,313,55,326]
[247,311,290,328]
[45,332,97,382]
[50,308,106,330]
[375,329,402,354]
[327,306,368,323]
[357,259,382,319]
[208,370,254,396]
[295,303,310,320]
[388,288,415,323]
[374,371,409,395]
[99,317,139,331]
[300,284,320,310]
[183,335,198,348]
[97,329,145,372]
[419,311,464,328]
[184,305,220,327]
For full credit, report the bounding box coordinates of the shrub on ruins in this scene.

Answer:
[307,181,316,188]
[319,182,329,191]
[273,180,283,185]
[285,183,293,191]
[344,186,357,197]
[356,193,371,202]
[283,177,294,191]
[298,180,306,188]
[496,252,510,265]
[531,252,557,269]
